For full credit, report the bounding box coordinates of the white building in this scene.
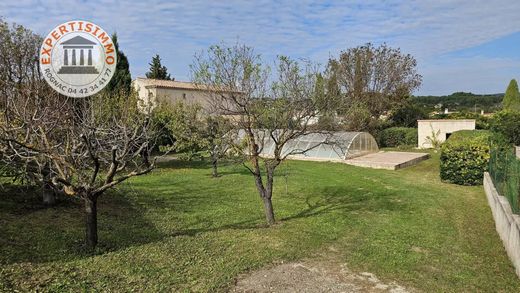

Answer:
[417,119,476,148]
[133,77,214,110]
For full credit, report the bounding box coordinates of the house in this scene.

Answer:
[417,119,476,148]
[133,77,214,111]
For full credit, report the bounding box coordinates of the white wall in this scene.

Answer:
[132,79,157,111]
[154,87,210,108]
[484,172,520,279]
[133,78,213,112]
[417,119,476,148]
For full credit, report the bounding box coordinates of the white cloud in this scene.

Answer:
[1,0,519,95]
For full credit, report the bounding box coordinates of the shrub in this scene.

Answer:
[440,130,492,185]
[503,79,520,112]
[388,102,429,127]
[379,127,417,147]
[490,110,520,146]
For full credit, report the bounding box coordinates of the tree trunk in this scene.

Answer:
[212,158,218,177]
[42,162,55,206]
[84,196,98,250]
[263,196,275,225]
[263,168,275,225]
[42,183,55,206]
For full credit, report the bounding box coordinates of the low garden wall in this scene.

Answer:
[516,146,519,159]
[483,172,520,278]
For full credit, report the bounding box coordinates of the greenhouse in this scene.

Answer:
[236,130,379,161]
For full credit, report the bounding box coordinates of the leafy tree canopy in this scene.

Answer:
[326,43,422,131]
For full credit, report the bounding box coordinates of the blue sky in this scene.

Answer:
[1,0,519,95]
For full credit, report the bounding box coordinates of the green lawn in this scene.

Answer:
[1,152,519,292]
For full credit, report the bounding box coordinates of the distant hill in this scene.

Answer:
[413,92,503,113]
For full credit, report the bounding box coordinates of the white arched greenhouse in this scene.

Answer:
[236,130,379,162]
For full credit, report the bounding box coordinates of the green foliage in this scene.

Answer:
[388,101,429,127]
[145,54,172,80]
[490,110,520,145]
[326,43,422,131]
[150,103,175,151]
[313,72,341,130]
[440,130,492,185]
[379,127,417,147]
[154,102,206,159]
[503,79,520,112]
[104,33,132,95]
[414,92,503,113]
[152,102,233,163]
[341,102,378,131]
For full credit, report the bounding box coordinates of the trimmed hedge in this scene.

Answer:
[440,130,492,185]
[490,110,520,146]
[379,127,417,147]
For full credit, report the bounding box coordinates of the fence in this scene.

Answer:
[489,146,520,214]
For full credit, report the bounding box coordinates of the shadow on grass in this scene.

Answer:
[156,159,262,177]
[0,184,163,265]
[281,185,409,222]
[1,161,409,266]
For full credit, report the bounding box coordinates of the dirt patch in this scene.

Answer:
[232,259,411,293]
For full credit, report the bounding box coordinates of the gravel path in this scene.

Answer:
[232,258,411,293]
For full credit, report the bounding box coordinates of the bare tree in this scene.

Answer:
[0,20,161,250]
[327,43,422,130]
[191,44,322,225]
[0,19,59,204]
[203,115,234,177]
[1,89,159,250]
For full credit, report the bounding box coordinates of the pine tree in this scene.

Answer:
[145,54,172,80]
[503,79,520,112]
[105,33,132,95]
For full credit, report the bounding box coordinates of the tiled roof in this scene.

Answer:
[135,77,236,92]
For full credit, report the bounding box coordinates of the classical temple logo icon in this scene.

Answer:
[57,36,99,74]
[40,20,117,98]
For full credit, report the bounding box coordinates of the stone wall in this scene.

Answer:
[483,172,520,278]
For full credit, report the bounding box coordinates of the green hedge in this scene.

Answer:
[379,127,417,147]
[440,130,492,185]
[490,110,520,146]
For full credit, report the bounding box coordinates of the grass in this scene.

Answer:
[1,152,519,292]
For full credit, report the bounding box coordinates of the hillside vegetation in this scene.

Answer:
[414,92,503,112]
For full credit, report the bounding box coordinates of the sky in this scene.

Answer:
[1,0,519,96]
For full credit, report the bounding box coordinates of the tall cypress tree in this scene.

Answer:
[105,33,132,95]
[503,79,520,112]
[145,54,172,80]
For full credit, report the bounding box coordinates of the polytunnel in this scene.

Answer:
[236,130,379,161]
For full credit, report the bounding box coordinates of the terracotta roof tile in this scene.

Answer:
[135,77,237,92]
